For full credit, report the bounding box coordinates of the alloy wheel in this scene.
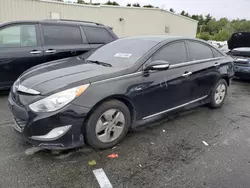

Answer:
[214,83,226,104]
[95,109,125,143]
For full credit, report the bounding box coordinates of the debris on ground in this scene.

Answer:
[24,147,44,155]
[202,141,209,146]
[112,146,116,150]
[51,150,62,155]
[150,142,154,145]
[88,160,97,166]
[56,152,73,159]
[139,164,142,167]
[162,130,166,132]
[108,154,119,158]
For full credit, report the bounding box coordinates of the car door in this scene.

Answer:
[83,26,116,49]
[40,24,92,63]
[0,23,43,89]
[185,40,223,100]
[138,41,195,119]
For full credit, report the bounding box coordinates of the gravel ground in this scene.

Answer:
[0,80,250,188]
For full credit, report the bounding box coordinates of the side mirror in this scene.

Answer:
[144,60,170,71]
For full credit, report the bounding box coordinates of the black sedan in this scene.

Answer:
[8,36,234,149]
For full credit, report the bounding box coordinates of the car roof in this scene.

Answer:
[0,19,107,28]
[123,35,203,43]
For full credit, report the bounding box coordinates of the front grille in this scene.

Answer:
[232,56,250,66]
[11,90,25,107]
[14,117,27,128]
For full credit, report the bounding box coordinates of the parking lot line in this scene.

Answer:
[93,168,113,188]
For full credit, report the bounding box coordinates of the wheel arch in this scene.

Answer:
[207,75,229,101]
[83,94,136,127]
[221,76,230,86]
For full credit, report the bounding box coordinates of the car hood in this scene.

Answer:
[231,47,250,52]
[19,57,123,95]
[229,47,250,57]
[228,32,250,50]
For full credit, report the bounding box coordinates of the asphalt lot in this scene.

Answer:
[1,80,250,188]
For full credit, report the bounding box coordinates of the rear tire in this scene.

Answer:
[209,79,228,108]
[85,100,131,149]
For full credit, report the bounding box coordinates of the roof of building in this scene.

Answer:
[39,0,198,23]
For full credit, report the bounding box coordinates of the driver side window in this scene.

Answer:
[152,41,187,65]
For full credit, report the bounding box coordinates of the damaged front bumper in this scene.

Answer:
[234,65,250,78]
[8,92,90,150]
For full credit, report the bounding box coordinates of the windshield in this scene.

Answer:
[84,38,158,67]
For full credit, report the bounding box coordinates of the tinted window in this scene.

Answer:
[83,38,157,67]
[152,42,187,64]
[42,25,83,45]
[212,48,224,57]
[188,41,213,61]
[0,24,37,47]
[84,27,114,44]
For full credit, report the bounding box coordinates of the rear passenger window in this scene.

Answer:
[212,48,224,57]
[42,25,83,45]
[152,42,187,64]
[188,41,213,61]
[84,27,114,44]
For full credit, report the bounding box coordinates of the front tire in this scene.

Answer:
[85,100,131,149]
[209,79,228,108]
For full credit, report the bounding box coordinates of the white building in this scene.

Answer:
[0,0,198,37]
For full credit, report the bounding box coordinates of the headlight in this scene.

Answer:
[235,58,248,62]
[29,84,89,112]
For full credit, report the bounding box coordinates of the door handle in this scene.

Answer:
[182,71,192,77]
[214,62,221,67]
[30,50,42,54]
[45,49,56,53]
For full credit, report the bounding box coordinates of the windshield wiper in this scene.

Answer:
[86,60,112,67]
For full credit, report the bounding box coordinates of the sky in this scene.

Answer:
[68,0,250,20]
